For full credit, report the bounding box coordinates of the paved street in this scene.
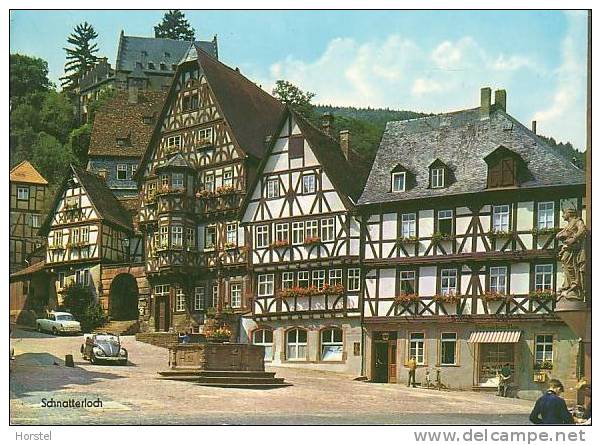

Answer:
[10,328,534,425]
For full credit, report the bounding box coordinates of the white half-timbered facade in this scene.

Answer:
[240,108,368,374]
[135,44,283,333]
[357,88,586,396]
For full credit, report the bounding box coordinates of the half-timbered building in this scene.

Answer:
[239,108,369,374]
[357,88,586,397]
[87,89,166,197]
[135,44,283,333]
[10,161,48,274]
[39,165,145,320]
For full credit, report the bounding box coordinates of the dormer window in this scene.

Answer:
[148,62,155,70]
[431,167,445,188]
[391,171,406,192]
[143,116,153,124]
[484,146,528,189]
[116,137,128,147]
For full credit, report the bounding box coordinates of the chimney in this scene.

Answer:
[531,120,537,134]
[494,89,507,112]
[128,84,139,104]
[480,87,491,119]
[339,130,350,160]
[321,112,334,135]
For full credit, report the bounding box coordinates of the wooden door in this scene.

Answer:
[373,342,389,383]
[388,340,397,383]
[157,297,170,332]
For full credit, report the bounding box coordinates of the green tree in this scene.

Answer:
[60,284,107,332]
[272,80,316,118]
[31,133,76,184]
[154,10,195,40]
[39,91,75,143]
[10,54,52,106]
[60,22,99,92]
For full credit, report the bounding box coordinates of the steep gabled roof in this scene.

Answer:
[88,91,166,158]
[156,153,194,171]
[358,107,585,205]
[195,44,284,159]
[40,165,134,235]
[10,160,48,185]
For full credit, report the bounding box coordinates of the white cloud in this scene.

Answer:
[412,78,443,96]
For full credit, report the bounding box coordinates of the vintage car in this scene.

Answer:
[80,333,128,365]
[36,312,81,335]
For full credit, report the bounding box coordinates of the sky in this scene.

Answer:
[9,10,588,150]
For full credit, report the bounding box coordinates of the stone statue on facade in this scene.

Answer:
[556,208,588,301]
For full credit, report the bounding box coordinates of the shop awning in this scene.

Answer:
[468,330,521,343]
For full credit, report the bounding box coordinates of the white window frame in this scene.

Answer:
[222,169,233,188]
[292,221,305,245]
[31,214,40,229]
[409,332,425,365]
[211,284,219,308]
[297,271,309,288]
[535,334,554,365]
[230,283,242,308]
[347,268,361,291]
[226,223,237,245]
[17,187,29,200]
[282,272,294,289]
[535,264,553,291]
[328,269,343,286]
[253,329,274,361]
[186,227,195,249]
[256,225,269,248]
[172,172,184,189]
[492,205,510,232]
[440,332,457,366]
[204,225,216,250]
[204,173,215,192]
[391,171,406,192]
[305,220,319,239]
[321,328,343,361]
[431,167,445,188]
[258,274,274,297]
[312,270,325,290]
[537,202,555,229]
[171,226,183,247]
[194,286,205,311]
[400,270,416,294]
[266,178,280,199]
[175,287,186,312]
[167,135,181,151]
[490,266,507,294]
[199,127,213,146]
[275,223,289,243]
[438,209,454,235]
[286,328,307,360]
[75,269,90,287]
[321,218,335,242]
[401,213,416,238]
[302,173,316,194]
[440,268,457,296]
[117,164,128,181]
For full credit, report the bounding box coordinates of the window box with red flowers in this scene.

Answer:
[195,190,216,199]
[531,227,559,237]
[318,284,345,296]
[482,292,509,313]
[487,229,513,239]
[433,293,461,314]
[431,232,454,244]
[269,239,290,249]
[394,293,420,304]
[303,236,321,246]
[278,286,319,299]
[529,290,556,301]
[216,186,237,196]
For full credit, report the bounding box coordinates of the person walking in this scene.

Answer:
[407,356,417,388]
[529,379,574,424]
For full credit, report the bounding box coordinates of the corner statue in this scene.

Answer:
[556,209,588,301]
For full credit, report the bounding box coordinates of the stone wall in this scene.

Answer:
[100,263,149,318]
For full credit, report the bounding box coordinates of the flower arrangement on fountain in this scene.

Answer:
[303,236,321,246]
[394,292,420,303]
[269,239,290,249]
[433,292,462,304]
[529,289,556,300]
[482,291,510,302]
[203,318,232,342]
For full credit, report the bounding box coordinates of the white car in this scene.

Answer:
[36,312,81,335]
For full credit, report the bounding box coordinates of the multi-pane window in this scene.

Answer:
[275,223,289,243]
[440,269,457,295]
[186,228,195,249]
[71,227,80,245]
[199,128,212,145]
[286,328,307,360]
[409,332,425,365]
[321,328,343,361]
[400,271,416,294]
[171,226,183,247]
[230,283,242,308]
[329,269,343,286]
[222,170,233,188]
[167,135,181,151]
[256,225,269,248]
[175,288,186,312]
[401,213,416,238]
[298,271,309,288]
[431,168,445,188]
[492,205,510,232]
[253,329,274,361]
[161,174,170,188]
[117,164,128,180]
[131,164,137,176]
[305,220,319,239]
[312,270,325,290]
[58,272,65,289]
[160,226,169,248]
[292,222,305,245]
[347,268,361,291]
[190,94,199,110]
[81,227,89,243]
[266,178,280,198]
[154,284,170,296]
[440,333,457,365]
[391,172,406,192]
[75,269,90,286]
[438,210,453,235]
[258,274,274,296]
[535,334,554,366]
[321,218,335,242]
[212,284,219,308]
[194,286,205,311]
[538,202,555,229]
[172,173,184,189]
[282,272,294,289]
[17,187,29,200]
[302,174,316,194]
[535,264,553,291]
[205,225,216,249]
[226,223,237,245]
[490,266,507,294]
[31,214,40,229]
[204,173,215,192]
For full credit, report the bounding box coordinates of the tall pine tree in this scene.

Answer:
[60,22,99,91]
[154,10,195,40]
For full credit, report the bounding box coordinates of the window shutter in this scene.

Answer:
[501,158,516,186]
[288,136,304,159]
[487,163,502,188]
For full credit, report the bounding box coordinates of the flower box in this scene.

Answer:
[433,294,461,304]
[278,286,320,298]
[431,232,453,243]
[224,242,238,250]
[394,293,420,304]
[532,227,559,236]
[319,284,345,296]
[269,239,290,249]
[48,244,64,250]
[399,236,419,244]
[216,186,237,196]
[487,230,513,239]
[303,236,321,246]
[529,290,556,300]
[195,190,216,199]
[534,360,553,371]
[482,292,509,302]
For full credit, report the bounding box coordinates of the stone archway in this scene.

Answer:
[109,273,139,320]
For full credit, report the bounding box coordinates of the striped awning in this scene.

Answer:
[468,330,522,343]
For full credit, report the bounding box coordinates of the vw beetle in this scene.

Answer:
[81,333,128,365]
